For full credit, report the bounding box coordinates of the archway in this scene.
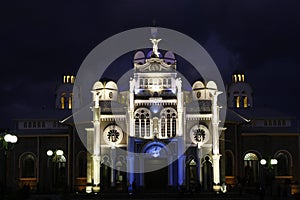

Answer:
[274,150,292,176]
[202,156,213,191]
[141,141,171,191]
[243,152,259,185]
[144,159,168,190]
[186,157,198,192]
[100,155,111,191]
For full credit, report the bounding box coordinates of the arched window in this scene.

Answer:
[146,118,150,137]
[149,79,153,86]
[243,96,248,108]
[163,79,167,87]
[167,79,171,87]
[61,92,66,109]
[244,152,259,185]
[238,74,241,82]
[134,108,151,138]
[235,96,240,108]
[167,113,171,137]
[68,93,73,109]
[161,114,166,137]
[171,113,176,137]
[141,114,145,137]
[20,153,36,178]
[139,79,143,88]
[160,108,177,138]
[135,116,140,137]
[275,151,292,176]
[186,157,197,189]
[71,76,75,84]
[233,74,237,83]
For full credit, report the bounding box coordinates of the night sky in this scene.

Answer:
[1,0,300,129]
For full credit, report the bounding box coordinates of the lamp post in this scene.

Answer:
[260,158,278,196]
[47,149,66,192]
[0,131,18,193]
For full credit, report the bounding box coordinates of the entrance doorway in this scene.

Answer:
[202,156,213,191]
[101,164,111,191]
[144,159,168,190]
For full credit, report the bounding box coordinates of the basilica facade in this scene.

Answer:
[84,39,223,192]
[3,36,300,195]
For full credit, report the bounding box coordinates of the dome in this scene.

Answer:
[164,51,176,64]
[93,81,104,90]
[206,81,218,90]
[134,51,146,64]
[192,81,205,90]
[105,81,118,90]
[164,51,175,59]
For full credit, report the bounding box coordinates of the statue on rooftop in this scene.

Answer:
[150,38,161,58]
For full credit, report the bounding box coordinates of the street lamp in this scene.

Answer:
[260,158,278,168]
[47,149,67,192]
[47,149,65,162]
[0,131,18,193]
[260,157,278,196]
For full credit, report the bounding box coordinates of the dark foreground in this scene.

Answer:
[1,191,297,200]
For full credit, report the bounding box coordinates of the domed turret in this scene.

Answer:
[192,81,218,101]
[92,80,118,102]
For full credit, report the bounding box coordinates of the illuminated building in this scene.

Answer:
[86,38,223,193]
[4,36,300,195]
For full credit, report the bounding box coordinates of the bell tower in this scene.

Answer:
[228,72,253,108]
[55,75,75,109]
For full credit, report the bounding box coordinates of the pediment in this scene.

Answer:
[134,58,175,72]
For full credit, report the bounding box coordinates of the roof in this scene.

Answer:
[13,108,72,122]
[229,107,295,120]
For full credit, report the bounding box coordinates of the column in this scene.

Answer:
[92,155,101,192]
[85,128,94,193]
[92,118,101,192]
[168,156,173,186]
[91,90,101,193]
[212,155,221,190]
[176,78,183,136]
[177,137,185,186]
[127,154,135,192]
[110,148,116,187]
[197,147,203,186]
[211,91,222,191]
[129,78,135,137]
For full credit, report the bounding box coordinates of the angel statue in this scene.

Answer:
[150,38,161,57]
